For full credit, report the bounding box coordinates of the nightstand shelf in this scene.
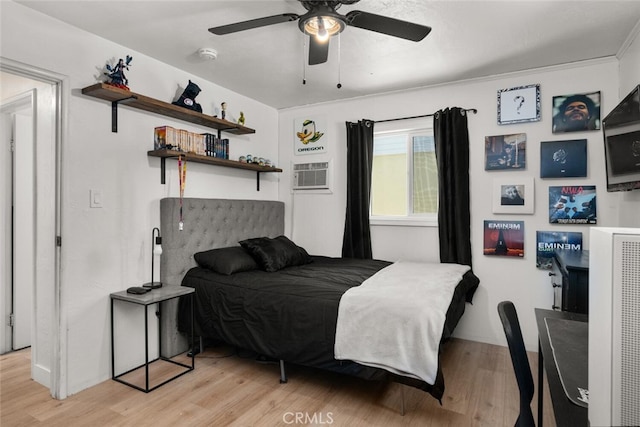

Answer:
[110,286,195,393]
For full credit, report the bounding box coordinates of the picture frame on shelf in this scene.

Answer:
[492,176,535,214]
[552,91,601,133]
[497,84,541,125]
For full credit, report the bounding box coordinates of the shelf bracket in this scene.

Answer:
[111,96,137,133]
[160,157,166,184]
[256,172,261,191]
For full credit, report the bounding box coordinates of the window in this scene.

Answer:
[370,127,438,226]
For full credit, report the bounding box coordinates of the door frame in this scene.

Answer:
[0,57,66,399]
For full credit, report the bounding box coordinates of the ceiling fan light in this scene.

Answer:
[303,15,344,41]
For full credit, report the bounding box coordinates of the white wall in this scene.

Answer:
[1,2,280,397]
[279,59,623,351]
[615,21,640,227]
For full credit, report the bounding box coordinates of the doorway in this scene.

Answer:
[0,60,63,398]
[1,89,35,352]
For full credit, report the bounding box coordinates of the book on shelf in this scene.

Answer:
[154,126,206,156]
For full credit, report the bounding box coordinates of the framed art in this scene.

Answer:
[535,231,583,269]
[294,116,327,155]
[552,91,601,133]
[540,139,587,178]
[548,185,597,224]
[483,220,524,257]
[497,84,541,125]
[485,133,527,170]
[492,176,534,214]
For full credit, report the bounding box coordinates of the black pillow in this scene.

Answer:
[239,235,312,272]
[194,246,259,275]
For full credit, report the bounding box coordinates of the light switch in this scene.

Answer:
[90,189,103,208]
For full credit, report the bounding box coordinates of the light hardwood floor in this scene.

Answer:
[1,338,556,426]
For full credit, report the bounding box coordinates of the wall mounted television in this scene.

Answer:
[602,84,640,192]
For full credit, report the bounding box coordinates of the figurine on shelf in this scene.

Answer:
[221,102,227,120]
[172,80,202,113]
[104,55,133,90]
[238,111,245,126]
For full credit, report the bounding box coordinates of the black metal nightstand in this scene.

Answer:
[110,286,195,392]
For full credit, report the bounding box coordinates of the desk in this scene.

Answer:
[111,286,195,392]
[535,308,588,427]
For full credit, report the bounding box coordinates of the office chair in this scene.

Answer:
[498,301,535,427]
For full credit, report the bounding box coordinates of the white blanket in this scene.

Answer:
[334,261,470,384]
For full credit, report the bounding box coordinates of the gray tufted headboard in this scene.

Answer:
[159,198,285,356]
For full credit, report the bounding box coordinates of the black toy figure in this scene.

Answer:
[172,80,202,113]
[105,55,133,90]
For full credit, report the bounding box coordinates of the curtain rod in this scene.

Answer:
[374,108,477,124]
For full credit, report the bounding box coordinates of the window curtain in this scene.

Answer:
[433,108,472,267]
[342,119,374,259]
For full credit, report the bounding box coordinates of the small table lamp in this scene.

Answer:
[143,227,163,289]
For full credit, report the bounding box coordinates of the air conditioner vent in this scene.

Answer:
[292,161,331,191]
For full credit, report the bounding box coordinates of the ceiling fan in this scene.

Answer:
[208,0,432,66]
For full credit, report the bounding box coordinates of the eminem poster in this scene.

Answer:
[548,185,596,224]
[483,220,524,257]
[536,231,583,269]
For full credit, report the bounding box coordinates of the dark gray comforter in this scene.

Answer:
[178,256,479,400]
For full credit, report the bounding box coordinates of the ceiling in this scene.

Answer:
[15,1,640,110]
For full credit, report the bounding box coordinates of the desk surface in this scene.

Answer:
[535,308,588,427]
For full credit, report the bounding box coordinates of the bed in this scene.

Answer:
[159,198,479,401]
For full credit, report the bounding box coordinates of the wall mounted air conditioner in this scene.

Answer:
[292,161,331,192]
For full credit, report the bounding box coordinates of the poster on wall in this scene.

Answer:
[493,177,535,214]
[483,220,525,257]
[497,84,541,125]
[535,231,583,270]
[294,116,327,155]
[552,91,601,133]
[484,133,527,170]
[540,139,587,178]
[548,185,597,224]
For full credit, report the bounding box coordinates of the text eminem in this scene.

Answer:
[487,222,521,230]
[537,242,582,252]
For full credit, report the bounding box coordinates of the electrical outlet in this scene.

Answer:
[90,189,103,208]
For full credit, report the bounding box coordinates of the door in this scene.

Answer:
[0,91,35,351]
[12,110,35,350]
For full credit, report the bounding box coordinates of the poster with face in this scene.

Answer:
[552,92,601,133]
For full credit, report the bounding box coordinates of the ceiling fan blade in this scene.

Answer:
[308,36,329,65]
[345,10,431,41]
[209,13,299,35]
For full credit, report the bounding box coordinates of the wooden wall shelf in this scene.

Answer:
[148,149,282,191]
[81,83,256,135]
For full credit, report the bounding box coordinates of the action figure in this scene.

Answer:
[172,80,202,113]
[105,55,133,90]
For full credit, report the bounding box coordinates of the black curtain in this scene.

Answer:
[342,119,374,259]
[433,108,472,267]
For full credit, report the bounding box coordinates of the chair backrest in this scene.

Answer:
[498,301,535,427]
